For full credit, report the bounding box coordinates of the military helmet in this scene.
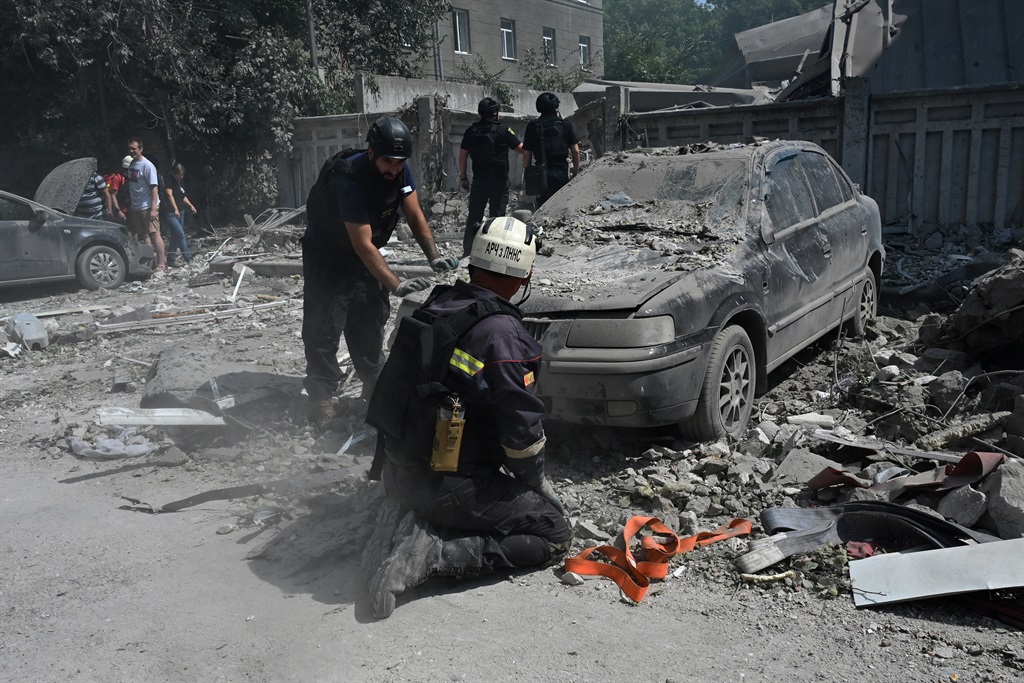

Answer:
[478,97,500,118]
[536,92,560,114]
[366,116,411,160]
[470,216,536,279]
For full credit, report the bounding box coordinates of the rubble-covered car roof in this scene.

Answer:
[525,143,761,313]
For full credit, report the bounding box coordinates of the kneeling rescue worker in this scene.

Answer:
[364,216,571,619]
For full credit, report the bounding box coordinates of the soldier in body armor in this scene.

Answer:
[458,98,523,256]
[301,115,459,428]
[522,92,581,207]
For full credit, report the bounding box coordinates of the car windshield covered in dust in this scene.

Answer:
[522,140,884,440]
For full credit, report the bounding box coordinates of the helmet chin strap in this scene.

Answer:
[514,273,532,306]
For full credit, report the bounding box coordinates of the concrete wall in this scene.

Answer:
[354,73,576,117]
[280,96,597,207]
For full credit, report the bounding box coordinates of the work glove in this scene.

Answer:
[532,477,565,516]
[430,256,460,273]
[394,277,432,297]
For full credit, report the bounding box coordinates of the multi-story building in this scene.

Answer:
[427,0,604,85]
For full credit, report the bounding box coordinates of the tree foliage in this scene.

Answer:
[604,0,828,85]
[517,46,598,93]
[0,0,449,208]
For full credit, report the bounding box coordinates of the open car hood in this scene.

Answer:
[34,157,97,214]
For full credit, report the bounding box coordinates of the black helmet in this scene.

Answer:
[536,92,559,114]
[366,116,411,159]
[478,97,500,118]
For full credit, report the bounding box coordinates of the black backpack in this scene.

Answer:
[466,121,507,168]
[365,291,519,479]
[539,118,569,162]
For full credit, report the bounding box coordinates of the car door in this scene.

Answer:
[799,150,870,322]
[0,195,69,281]
[759,150,835,367]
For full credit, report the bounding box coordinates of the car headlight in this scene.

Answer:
[566,316,675,348]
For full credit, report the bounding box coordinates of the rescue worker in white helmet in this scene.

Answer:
[364,216,570,620]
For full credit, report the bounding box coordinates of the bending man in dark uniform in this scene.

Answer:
[365,216,571,619]
[458,97,523,256]
[302,115,459,428]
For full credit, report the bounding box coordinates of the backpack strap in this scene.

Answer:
[413,298,520,398]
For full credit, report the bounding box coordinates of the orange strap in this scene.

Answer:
[564,516,752,602]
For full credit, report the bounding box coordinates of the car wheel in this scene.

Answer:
[850,272,877,338]
[680,325,755,441]
[76,245,126,290]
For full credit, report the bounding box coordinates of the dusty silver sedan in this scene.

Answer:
[522,140,884,440]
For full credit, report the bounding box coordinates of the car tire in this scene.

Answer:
[680,325,755,441]
[76,245,126,290]
[850,272,877,338]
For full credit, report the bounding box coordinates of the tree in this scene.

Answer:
[603,0,828,85]
[517,46,598,93]
[0,0,450,208]
[603,0,720,84]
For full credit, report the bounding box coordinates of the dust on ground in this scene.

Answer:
[2,199,1022,682]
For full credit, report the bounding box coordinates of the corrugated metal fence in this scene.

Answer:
[283,81,1024,235]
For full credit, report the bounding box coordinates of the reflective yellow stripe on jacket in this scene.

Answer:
[450,347,484,376]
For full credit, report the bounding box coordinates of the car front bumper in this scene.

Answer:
[531,319,711,428]
[126,242,156,277]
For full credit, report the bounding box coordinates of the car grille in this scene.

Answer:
[521,318,551,342]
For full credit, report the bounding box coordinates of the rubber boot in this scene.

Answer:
[360,497,403,584]
[369,512,483,619]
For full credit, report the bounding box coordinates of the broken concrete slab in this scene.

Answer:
[979,459,1024,538]
[936,485,987,527]
[769,448,843,487]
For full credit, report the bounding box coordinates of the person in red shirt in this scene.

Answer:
[103,156,132,222]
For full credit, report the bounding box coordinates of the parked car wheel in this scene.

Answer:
[76,245,126,290]
[850,271,877,338]
[680,325,755,441]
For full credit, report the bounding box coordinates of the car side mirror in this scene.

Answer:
[29,209,48,232]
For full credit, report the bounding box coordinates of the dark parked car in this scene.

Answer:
[521,140,884,440]
[0,158,154,290]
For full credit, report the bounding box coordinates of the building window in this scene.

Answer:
[543,27,556,66]
[453,9,470,54]
[501,18,516,60]
[579,35,591,69]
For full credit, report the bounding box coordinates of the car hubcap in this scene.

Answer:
[718,347,751,429]
[860,280,876,325]
[91,253,119,286]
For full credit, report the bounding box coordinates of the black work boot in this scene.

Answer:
[307,398,336,430]
[369,513,483,619]
[360,497,403,584]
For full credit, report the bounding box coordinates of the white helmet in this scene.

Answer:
[121,155,133,169]
[470,217,536,278]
